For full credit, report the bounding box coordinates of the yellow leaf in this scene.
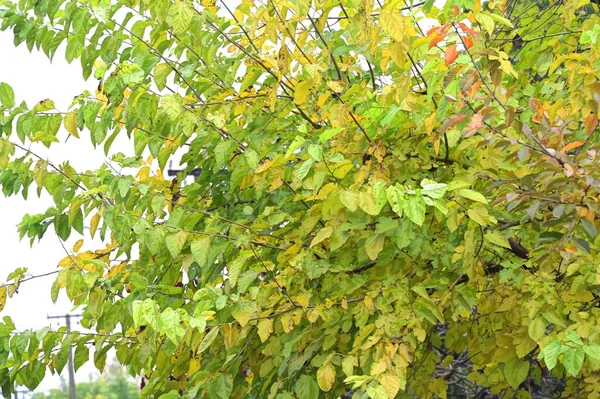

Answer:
[342,355,357,376]
[316,363,336,392]
[371,359,387,375]
[90,212,101,239]
[0,287,6,312]
[329,104,350,128]
[388,41,408,69]
[380,374,404,398]
[34,99,55,112]
[63,110,79,138]
[358,191,377,215]
[311,226,333,247]
[294,80,313,105]
[72,239,84,253]
[327,80,344,93]
[188,357,200,376]
[257,319,273,342]
[379,9,405,41]
[137,166,150,182]
[424,112,436,135]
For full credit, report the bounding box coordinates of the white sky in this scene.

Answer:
[0,31,122,393]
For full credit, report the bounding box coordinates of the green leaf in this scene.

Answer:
[0,82,15,108]
[298,159,313,180]
[228,250,252,288]
[191,237,211,267]
[237,270,260,293]
[286,135,306,157]
[159,308,186,345]
[54,214,70,241]
[420,179,447,199]
[165,230,187,258]
[489,13,514,28]
[161,94,183,119]
[528,318,546,341]
[153,63,172,91]
[404,193,426,226]
[319,127,344,142]
[476,12,495,35]
[308,144,323,161]
[563,347,585,376]
[366,384,388,399]
[231,300,255,327]
[169,0,194,35]
[189,316,206,332]
[584,343,600,360]
[485,231,511,249]
[207,374,233,399]
[386,185,405,216]
[73,344,89,372]
[295,375,320,399]
[504,358,529,389]
[539,339,562,370]
[198,327,220,354]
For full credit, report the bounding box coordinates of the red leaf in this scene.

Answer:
[445,44,460,66]
[585,113,598,135]
[453,5,459,16]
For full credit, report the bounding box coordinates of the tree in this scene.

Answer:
[0,0,599,397]
[31,361,139,399]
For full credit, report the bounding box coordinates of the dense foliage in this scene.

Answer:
[0,0,600,397]
[31,362,139,399]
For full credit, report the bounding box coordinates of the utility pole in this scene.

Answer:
[13,388,29,399]
[13,387,31,399]
[47,313,82,399]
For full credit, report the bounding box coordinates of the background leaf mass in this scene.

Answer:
[1,0,600,397]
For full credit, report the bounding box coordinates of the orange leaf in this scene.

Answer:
[464,114,483,137]
[562,141,585,153]
[459,22,478,38]
[463,36,474,49]
[428,24,449,49]
[466,81,482,98]
[448,114,467,128]
[429,33,445,49]
[427,25,443,36]
[453,5,459,16]
[445,44,460,66]
[529,98,544,116]
[585,113,598,135]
